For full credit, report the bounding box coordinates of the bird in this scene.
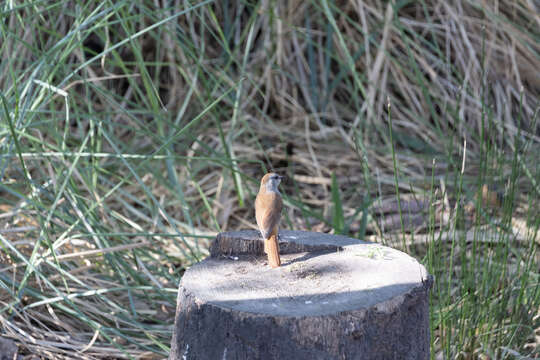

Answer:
[255,173,284,268]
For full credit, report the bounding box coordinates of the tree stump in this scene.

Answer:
[170,230,433,360]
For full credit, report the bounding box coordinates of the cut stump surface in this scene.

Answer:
[170,230,433,360]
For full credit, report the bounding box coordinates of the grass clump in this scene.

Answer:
[1,0,538,358]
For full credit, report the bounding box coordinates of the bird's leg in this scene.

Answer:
[259,230,268,254]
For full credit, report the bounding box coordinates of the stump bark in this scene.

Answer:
[170,230,433,360]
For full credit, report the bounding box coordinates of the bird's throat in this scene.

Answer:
[265,181,280,194]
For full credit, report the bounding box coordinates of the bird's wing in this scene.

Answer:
[255,192,282,239]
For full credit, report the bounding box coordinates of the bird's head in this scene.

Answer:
[260,172,284,193]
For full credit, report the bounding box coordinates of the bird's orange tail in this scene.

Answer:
[266,229,281,268]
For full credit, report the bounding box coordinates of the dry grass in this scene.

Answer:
[0,0,538,358]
